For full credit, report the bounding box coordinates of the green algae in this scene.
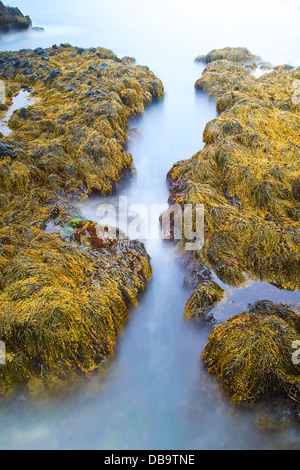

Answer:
[65,218,85,228]
[0,45,163,398]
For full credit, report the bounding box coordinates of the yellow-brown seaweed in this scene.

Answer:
[202,300,300,404]
[0,44,164,397]
[171,47,300,415]
[168,48,300,291]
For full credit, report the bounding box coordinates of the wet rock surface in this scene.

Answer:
[0,45,164,397]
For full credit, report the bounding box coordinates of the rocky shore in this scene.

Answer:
[167,47,300,423]
[169,48,300,293]
[0,1,32,34]
[0,44,164,397]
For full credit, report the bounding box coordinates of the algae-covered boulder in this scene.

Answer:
[168,47,300,292]
[0,45,164,397]
[0,220,152,397]
[195,47,258,64]
[0,45,163,197]
[184,280,224,321]
[202,300,300,405]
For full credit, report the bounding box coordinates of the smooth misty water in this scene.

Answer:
[0,0,300,450]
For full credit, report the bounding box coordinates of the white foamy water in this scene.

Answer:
[0,0,300,450]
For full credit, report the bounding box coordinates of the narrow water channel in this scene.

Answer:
[0,0,300,451]
[74,62,300,450]
[75,69,220,450]
[0,58,299,451]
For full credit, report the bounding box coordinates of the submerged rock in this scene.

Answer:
[31,26,44,32]
[0,45,164,398]
[202,300,300,406]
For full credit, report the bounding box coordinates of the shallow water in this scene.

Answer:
[0,0,300,450]
[0,89,36,135]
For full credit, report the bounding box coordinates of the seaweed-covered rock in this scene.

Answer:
[0,45,164,397]
[0,45,164,196]
[195,47,258,64]
[168,47,300,292]
[292,177,300,201]
[202,300,300,405]
[0,221,152,397]
[184,280,224,320]
[0,1,32,33]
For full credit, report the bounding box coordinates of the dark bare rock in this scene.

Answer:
[0,141,17,158]
[0,1,32,33]
[183,262,212,288]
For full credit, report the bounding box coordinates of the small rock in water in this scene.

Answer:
[31,26,44,32]
[183,262,212,288]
